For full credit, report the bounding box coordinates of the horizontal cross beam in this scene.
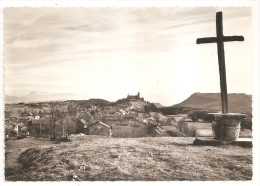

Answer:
[196,12,245,113]
[196,35,244,44]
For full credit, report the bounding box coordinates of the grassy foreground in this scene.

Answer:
[5,136,252,181]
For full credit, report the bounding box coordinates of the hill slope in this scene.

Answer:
[175,93,252,114]
[5,136,252,181]
[152,103,164,108]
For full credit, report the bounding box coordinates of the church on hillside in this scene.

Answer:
[126,92,144,101]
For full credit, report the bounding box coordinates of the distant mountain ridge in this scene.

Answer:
[5,92,252,114]
[175,93,252,114]
[5,92,83,104]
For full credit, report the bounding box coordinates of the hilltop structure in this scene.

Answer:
[126,92,144,101]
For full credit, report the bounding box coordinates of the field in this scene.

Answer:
[5,135,252,181]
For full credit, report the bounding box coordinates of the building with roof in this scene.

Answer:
[7,121,25,134]
[126,92,144,101]
[28,117,50,137]
[88,121,112,137]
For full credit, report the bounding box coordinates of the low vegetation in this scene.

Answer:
[5,136,252,181]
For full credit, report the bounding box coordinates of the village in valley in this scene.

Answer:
[5,92,179,140]
[4,91,253,181]
[5,92,253,141]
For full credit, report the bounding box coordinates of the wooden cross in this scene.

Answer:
[196,12,244,113]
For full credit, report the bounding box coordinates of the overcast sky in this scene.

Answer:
[4,7,253,105]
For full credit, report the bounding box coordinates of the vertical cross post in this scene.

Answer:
[216,12,228,113]
[196,12,244,114]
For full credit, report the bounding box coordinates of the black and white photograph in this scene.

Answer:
[1,1,260,184]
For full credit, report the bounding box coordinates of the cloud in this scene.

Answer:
[62,22,116,32]
[4,7,253,104]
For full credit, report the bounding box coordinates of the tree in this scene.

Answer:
[188,112,198,122]
[32,109,36,116]
[188,110,213,122]
[241,117,252,130]
[17,109,22,116]
[67,105,76,115]
[62,115,77,137]
[144,105,151,113]
[49,104,62,141]
[166,117,175,125]
[38,110,42,117]
[52,112,77,141]
[153,113,160,126]
[75,119,85,134]
[21,127,29,136]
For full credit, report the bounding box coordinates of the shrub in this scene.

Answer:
[241,117,252,130]
[17,136,26,140]
[9,130,17,136]
[75,120,85,134]
[166,117,176,125]
[177,119,186,133]
[166,130,180,137]
[188,110,213,122]
[156,107,184,115]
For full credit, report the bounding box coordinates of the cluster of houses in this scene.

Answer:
[75,97,147,137]
[77,104,97,112]
[5,120,26,135]
[76,108,110,136]
[76,101,177,137]
[5,111,50,138]
[4,92,183,139]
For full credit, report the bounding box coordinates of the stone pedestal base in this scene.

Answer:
[193,137,252,147]
[208,113,247,141]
